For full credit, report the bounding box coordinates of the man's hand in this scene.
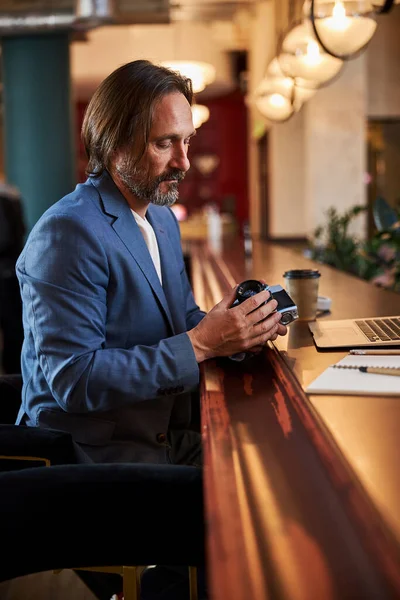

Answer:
[187,285,287,363]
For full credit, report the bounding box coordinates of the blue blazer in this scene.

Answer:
[16,171,205,463]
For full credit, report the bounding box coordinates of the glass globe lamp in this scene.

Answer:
[191,104,210,129]
[267,58,317,109]
[254,75,295,123]
[303,0,377,58]
[160,60,216,93]
[278,23,343,86]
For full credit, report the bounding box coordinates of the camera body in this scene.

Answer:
[233,279,298,326]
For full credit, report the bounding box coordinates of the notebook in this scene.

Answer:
[306,354,400,396]
[308,315,400,349]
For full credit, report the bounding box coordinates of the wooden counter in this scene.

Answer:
[189,237,400,600]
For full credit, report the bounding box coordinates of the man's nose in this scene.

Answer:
[170,143,190,172]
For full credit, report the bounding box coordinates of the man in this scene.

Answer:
[16,60,287,597]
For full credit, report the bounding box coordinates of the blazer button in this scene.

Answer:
[156,433,167,444]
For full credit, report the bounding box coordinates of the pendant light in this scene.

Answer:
[254,73,295,123]
[161,60,216,94]
[254,52,320,123]
[255,91,294,123]
[278,22,343,86]
[191,104,210,129]
[268,58,317,109]
[304,0,378,59]
[160,22,216,94]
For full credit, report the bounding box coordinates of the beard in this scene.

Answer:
[115,156,185,207]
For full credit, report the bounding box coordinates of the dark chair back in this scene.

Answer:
[0,463,205,583]
[0,374,79,470]
[0,373,23,423]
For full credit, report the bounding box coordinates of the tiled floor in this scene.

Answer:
[0,569,98,600]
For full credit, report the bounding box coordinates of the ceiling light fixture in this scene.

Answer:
[278,23,343,86]
[304,0,378,60]
[191,104,210,129]
[253,56,320,124]
[160,60,216,94]
[267,58,317,108]
[255,92,294,123]
[253,75,295,123]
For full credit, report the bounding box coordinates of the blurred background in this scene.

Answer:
[0,0,399,242]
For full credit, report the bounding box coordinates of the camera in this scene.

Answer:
[233,279,298,326]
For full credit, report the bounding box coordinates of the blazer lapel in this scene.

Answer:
[90,172,175,334]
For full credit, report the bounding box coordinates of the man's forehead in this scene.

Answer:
[150,92,194,137]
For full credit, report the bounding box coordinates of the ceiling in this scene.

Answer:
[0,0,257,30]
[0,0,257,101]
[70,1,256,100]
[169,0,256,22]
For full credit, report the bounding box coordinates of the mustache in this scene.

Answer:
[156,170,186,184]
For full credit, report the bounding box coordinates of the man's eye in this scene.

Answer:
[157,141,171,149]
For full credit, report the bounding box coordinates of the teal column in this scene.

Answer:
[1,32,76,231]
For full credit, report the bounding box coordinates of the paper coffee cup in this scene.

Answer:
[283,269,321,321]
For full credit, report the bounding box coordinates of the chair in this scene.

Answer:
[0,373,79,470]
[0,463,205,600]
[0,375,204,600]
[0,373,23,422]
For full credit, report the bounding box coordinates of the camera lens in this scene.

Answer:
[236,280,268,304]
[280,312,294,325]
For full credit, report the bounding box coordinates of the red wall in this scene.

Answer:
[76,89,249,227]
[179,89,249,227]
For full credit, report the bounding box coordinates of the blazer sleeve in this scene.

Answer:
[17,212,200,414]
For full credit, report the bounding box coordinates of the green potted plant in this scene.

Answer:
[361,197,400,292]
[307,197,400,293]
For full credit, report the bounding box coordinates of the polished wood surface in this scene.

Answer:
[190,238,400,600]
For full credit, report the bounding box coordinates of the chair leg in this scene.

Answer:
[189,566,198,600]
[135,566,146,597]
[123,566,139,600]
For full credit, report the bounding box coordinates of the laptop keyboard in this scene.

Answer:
[355,318,400,342]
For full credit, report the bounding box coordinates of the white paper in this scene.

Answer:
[306,355,400,396]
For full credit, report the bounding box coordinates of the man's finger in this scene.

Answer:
[277,323,288,336]
[246,298,278,324]
[239,289,272,316]
[250,323,280,346]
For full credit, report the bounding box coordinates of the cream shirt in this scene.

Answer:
[131,209,163,285]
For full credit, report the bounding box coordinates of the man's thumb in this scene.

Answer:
[219,284,238,309]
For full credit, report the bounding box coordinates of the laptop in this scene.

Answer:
[309,315,400,349]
